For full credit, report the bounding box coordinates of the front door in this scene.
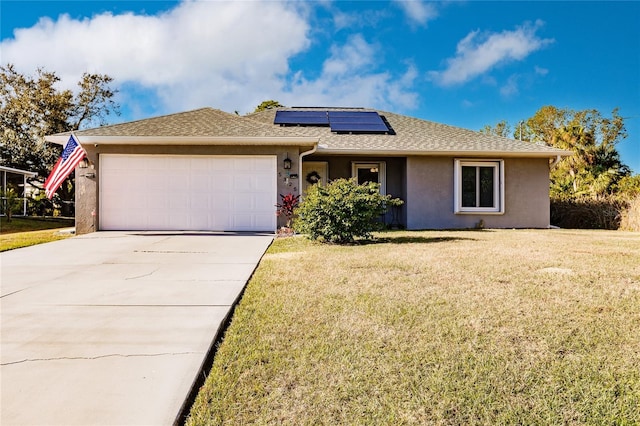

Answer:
[301,161,328,193]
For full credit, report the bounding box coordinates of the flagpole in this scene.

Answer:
[44,133,88,200]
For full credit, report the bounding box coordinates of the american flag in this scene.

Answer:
[44,134,87,199]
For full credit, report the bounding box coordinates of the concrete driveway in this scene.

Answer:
[1,232,273,426]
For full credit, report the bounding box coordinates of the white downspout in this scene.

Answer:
[298,143,319,193]
[549,155,562,169]
[23,174,27,216]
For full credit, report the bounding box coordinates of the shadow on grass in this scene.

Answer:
[368,235,478,245]
[371,237,477,244]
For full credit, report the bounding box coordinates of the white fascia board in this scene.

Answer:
[44,135,318,146]
[316,148,573,158]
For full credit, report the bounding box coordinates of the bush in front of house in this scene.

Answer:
[294,178,403,244]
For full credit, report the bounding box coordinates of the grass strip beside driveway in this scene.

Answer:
[1,217,74,251]
[187,229,640,425]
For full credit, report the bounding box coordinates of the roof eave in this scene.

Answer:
[0,165,38,176]
[44,135,319,146]
[316,148,574,157]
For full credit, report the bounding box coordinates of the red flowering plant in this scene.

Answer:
[275,193,300,230]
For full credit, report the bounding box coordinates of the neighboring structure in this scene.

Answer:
[0,165,37,216]
[44,107,571,234]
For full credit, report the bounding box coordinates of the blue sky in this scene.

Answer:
[2,0,639,172]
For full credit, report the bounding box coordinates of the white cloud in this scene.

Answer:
[331,8,388,32]
[429,20,554,86]
[280,35,418,110]
[322,34,376,76]
[1,1,420,118]
[1,1,311,115]
[500,74,520,97]
[394,0,438,26]
[534,65,549,76]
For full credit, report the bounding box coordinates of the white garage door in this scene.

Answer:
[100,155,277,231]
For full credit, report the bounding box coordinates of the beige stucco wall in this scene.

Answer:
[406,156,551,229]
[76,147,552,234]
[307,155,407,226]
[75,144,307,234]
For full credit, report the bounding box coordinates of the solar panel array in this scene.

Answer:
[274,110,390,134]
[328,111,389,133]
[274,110,328,126]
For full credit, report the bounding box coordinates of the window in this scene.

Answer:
[454,160,504,214]
[352,162,386,194]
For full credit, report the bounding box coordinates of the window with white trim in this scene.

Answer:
[352,162,386,194]
[454,159,504,214]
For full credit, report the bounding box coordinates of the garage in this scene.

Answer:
[99,154,277,232]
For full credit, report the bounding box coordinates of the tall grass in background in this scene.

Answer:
[619,195,640,231]
[551,195,639,230]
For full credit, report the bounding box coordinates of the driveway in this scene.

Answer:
[0,232,273,426]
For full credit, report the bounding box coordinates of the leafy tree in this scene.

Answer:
[0,64,119,214]
[615,175,640,197]
[294,178,403,244]
[483,106,634,199]
[526,107,630,198]
[479,120,511,138]
[253,100,283,113]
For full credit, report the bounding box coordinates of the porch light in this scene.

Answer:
[283,155,292,170]
[79,158,89,168]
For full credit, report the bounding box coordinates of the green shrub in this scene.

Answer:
[293,178,403,244]
[0,189,21,222]
[27,192,56,217]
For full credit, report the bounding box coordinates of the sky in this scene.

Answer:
[1,0,639,172]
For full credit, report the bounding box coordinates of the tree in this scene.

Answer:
[483,106,634,199]
[253,99,283,113]
[0,64,119,214]
[69,73,119,130]
[479,120,511,138]
[524,107,630,198]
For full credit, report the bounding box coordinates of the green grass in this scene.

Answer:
[0,217,75,251]
[187,229,640,425]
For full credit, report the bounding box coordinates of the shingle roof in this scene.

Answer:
[74,107,305,138]
[50,106,569,157]
[248,107,569,156]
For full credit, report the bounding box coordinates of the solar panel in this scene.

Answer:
[328,111,389,133]
[274,110,329,126]
[273,110,390,133]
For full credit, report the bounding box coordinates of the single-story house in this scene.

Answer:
[1,165,38,216]
[45,107,571,234]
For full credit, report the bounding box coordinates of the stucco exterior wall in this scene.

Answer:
[308,155,407,227]
[75,146,551,234]
[75,144,306,234]
[406,156,551,229]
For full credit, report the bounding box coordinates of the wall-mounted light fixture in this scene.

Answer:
[283,155,292,170]
[79,158,89,168]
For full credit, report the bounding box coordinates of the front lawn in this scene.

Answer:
[187,229,640,425]
[0,217,75,251]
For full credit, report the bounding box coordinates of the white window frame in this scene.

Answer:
[351,162,386,194]
[454,159,504,214]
